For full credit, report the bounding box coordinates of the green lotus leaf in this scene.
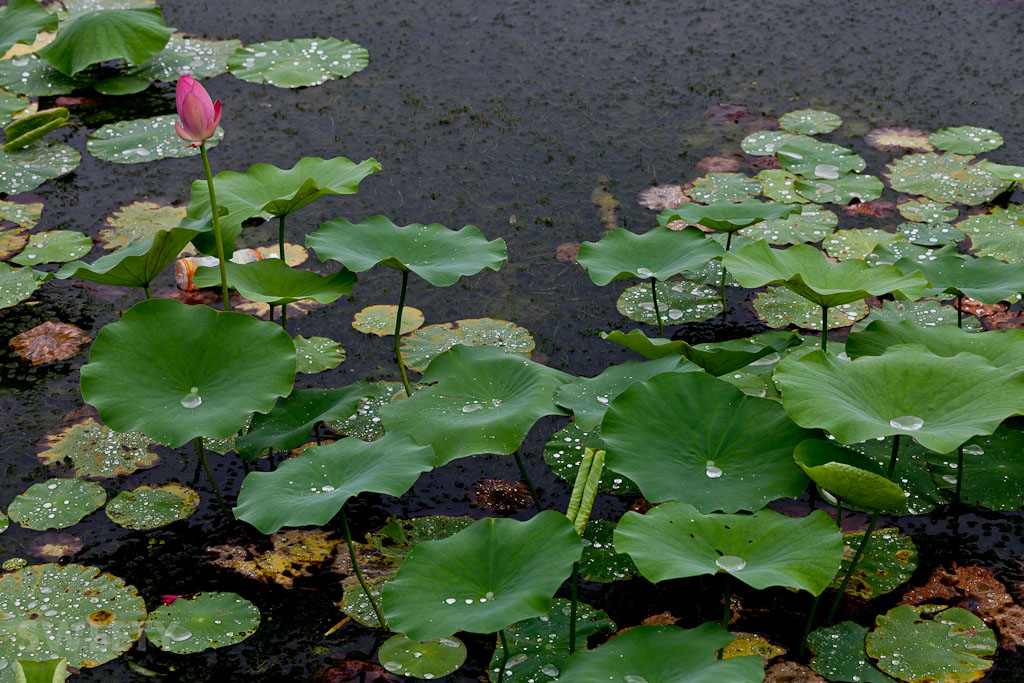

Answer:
[740,130,795,156]
[0,564,146,670]
[780,109,842,135]
[37,7,172,75]
[80,298,296,447]
[86,114,223,164]
[774,346,1024,453]
[12,230,91,266]
[958,203,1024,263]
[145,592,260,654]
[91,74,149,95]
[325,380,407,442]
[576,226,724,285]
[886,153,1007,205]
[807,622,897,683]
[823,228,903,261]
[553,354,696,431]
[227,38,369,88]
[233,432,434,534]
[400,318,534,373]
[294,335,345,373]
[865,605,995,682]
[309,214,506,287]
[851,298,980,332]
[352,304,424,336]
[897,222,963,247]
[755,169,810,204]
[340,576,394,628]
[105,483,198,530]
[0,512,7,534]
[35,415,157,478]
[61,0,157,13]
[794,439,907,512]
[831,528,917,600]
[578,519,638,583]
[194,259,355,305]
[379,633,467,679]
[895,246,1024,303]
[794,173,884,205]
[980,160,1024,183]
[740,205,837,244]
[848,437,950,515]
[687,232,753,286]
[380,345,572,466]
[0,90,30,128]
[614,502,843,594]
[0,263,47,308]
[753,286,868,330]
[658,199,797,231]
[382,511,582,641]
[127,34,242,81]
[898,198,958,224]
[560,623,763,683]
[542,422,637,495]
[56,224,201,288]
[929,126,1003,154]
[846,321,1024,368]
[685,173,761,203]
[13,658,68,683]
[366,515,476,560]
[0,0,57,57]
[721,370,780,399]
[0,55,99,96]
[4,107,68,152]
[926,427,1024,510]
[7,478,105,530]
[775,137,866,178]
[96,201,185,249]
[600,371,812,511]
[488,599,615,683]
[0,140,80,194]
[616,280,723,324]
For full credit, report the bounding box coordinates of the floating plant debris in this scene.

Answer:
[9,320,89,365]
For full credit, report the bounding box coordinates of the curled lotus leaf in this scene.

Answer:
[128,34,242,81]
[12,230,91,266]
[794,439,907,512]
[740,206,838,245]
[379,633,467,680]
[779,109,842,135]
[145,592,260,654]
[542,421,638,495]
[576,225,724,285]
[831,528,918,600]
[755,169,809,204]
[86,114,223,164]
[753,287,868,330]
[36,412,156,478]
[194,259,356,305]
[658,199,797,232]
[7,478,105,530]
[775,137,866,178]
[105,483,198,530]
[0,0,57,57]
[616,280,723,325]
[228,37,369,88]
[294,335,345,373]
[684,173,762,203]
[97,201,186,250]
[929,125,1003,154]
[352,304,424,336]
[400,318,534,373]
[848,437,950,516]
[845,320,1024,369]
[807,622,897,683]
[958,204,1024,263]
[885,153,1007,205]
[56,224,202,288]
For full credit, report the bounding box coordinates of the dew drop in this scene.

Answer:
[705,461,723,479]
[963,444,984,456]
[942,474,957,485]
[540,664,560,677]
[624,676,649,683]
[462,403,483,413]
[180,387,202,409]
[506,654,528,668]
[164,623,193,642]
[636,267,654,278]
[715,555,747,572]
[889,415,924,431]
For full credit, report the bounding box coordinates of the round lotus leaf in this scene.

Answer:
[194,259,355,306]
[0,564,145,670]
[560,623,764,682]
[36,415,157,478]
[886,153,1007,205]
[128,34,242,81]
[753,286,869,330]
[776,137,866,178]
[822,228,903,261]
[794,173,884,205]
[0,55,98,96]
[382,511,583,642]
[755,169,810,204]
[542,422,637,495]
[294,335,345,373]
[56,224,202,288]
[0,140,80,194]
[379,633,466,679]
[659,199,797,232]
[11,230,91,266]
[929,126,1003,154]
[97,201,186,249]
[80,298,296,447]
[577,225,724,286]
[927,427,1024,510]
[0,198,42,231]
[831,528,917,600]
[601,371,811,512]
[325,380,407,442]
[579,519,638,583]
[351,304,424,336]
[866,605,995,682]
[807,621,897,683]
[780,109,842,135]
[105,483,198,530]
[400,318,534,373]
[36,7,172,76]
[741,206,837,244]
[228,37,369,88]
[850,299,980,332]
[7,478,105,530]
[959,204,1024,263]
[0,263,46,308]
[741,130,794,156]
[92,74,149,95]
[848,437,950,515]
[684,173,761,203]
[146,592,260,654]
[616,280,723,325]
[898,198,958,224]
[488,599,615,683]
[897,222,963,247]
[87,114,223,164]
[794,439,907,512]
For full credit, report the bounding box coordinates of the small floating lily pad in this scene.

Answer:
[87,114,224,163]
[886,153,1006,205]
[831,528,917,599]
[294,335,345,373]
[685,173,761,203]
[807,622,897,683]
[823,228,903,261]
[865,127,934,153]
[756,169,809,204]
[776,137,866,178]
[542,422,637,495]
[753,287,868,330]
[352,304,424,336]
[379,634,467,680]
[228,38,369,88]
[850,299,979,332]
[0,140,80,194]
[897,198,958,224]
[741,130,794,156]
[0,197,43,230]
[780,109,842,135]
[959,204,1024,263]
[616,280,722,324]
[929,125,1003,154]
[92,74,150,95]
[741,206,837,244]
[0,54,99,96]
[105,483,198,530]
[897,222,963,247]
[794,173,884,205]
[0,262,46,308]
[98,201,186,249]
[400,318,534,373]
[129,34,242,81]
[7,478,105,530]
[36,414,156,478]
[12,230,91,266]
[145,592,260,654]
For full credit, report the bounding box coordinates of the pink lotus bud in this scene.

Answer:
[174,75,222,146]
[160,594,183,605]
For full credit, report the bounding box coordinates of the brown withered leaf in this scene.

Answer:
[842,200,896,218]
[314,656,401,683]
[592,176,620,230]
[864,126,934,153]
[636,184,688,211]
[9,321,90,365]
[748,155,782,171]
[705,103,760,125]
[25,532,84,560]
[471,478,534,512]
[978,603,1024,651]
[206,529,342,589]
[764,661,828,682]
[902,564,1013,612]
[555,242,579,262]
[697,154,744,174]
[640,612,680,626]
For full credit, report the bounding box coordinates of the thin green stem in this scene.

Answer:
[268,305,274,322]
[193,437,228,514]
[569,561,580,654]
[513,451,542,512]
[280,297,288,331]
[800,594,822,656]
[143,284,152,299]
[955,445,964,502]
[827,510,879,623]
[340,507,387,629]
[278,216,288,326]
[497,629,510,683]
[957,294,963,328]
[394,270,413,397]
[199,142,230,312]
[821,306,828,353]
[835,500,843,529]
[717,574,732,659]
[719,232,733,315]
[887,434,901,479]
[650,277,664,338]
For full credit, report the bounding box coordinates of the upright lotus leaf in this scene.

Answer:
[0,564,146,671]
[846,321,1024,368]
[7,478,105,530]
[831,528,917,600]
[600,372,812,512]
[958,204,1024,262]
[12,230,91,266]
[927,427,1024,510]
[382,511,582,641]
[379,634,467,679]
[80,298,296,447]
[105,483,198,530]
[37,8,173,75]
[235,384,372,460]
[400,318,534,373]
[309,215,506,287]
[0,140,80,193]
[233,432,434,534]
[193,259,356,305]
[186,156,382,254]
[774,347,1024,453]
[658,199,796,232]
[55,223,202,288]
[86,114,223,164]
[227,38,369,88]
[865,605,995,682]
[576,226,724,285]
[559,624,764,683]
[684,173,761,203]
[380,345,572,466]
[780,109,842,135]
[794,173,884,205]
[0,0,58,57]
[552,355,696,431]
[793,439,907,512]
[145,592,260,654]
[807,622,897,683]
[614,502,843,594]
[4,107,68,152]
[723,241,928,308]
[886,153,1007,205]
[0,263,47,309]
[775,137,866,178]
[895,245,1024,303]
[929,126,1003,154]
[981,160,1024,184]
[294,335,345,373]
[127,34,242,81]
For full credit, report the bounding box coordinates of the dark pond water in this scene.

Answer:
[4,0,1024,679]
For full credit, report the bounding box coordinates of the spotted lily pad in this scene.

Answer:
[128,34,242,81]
[0,140,80,193]
[850,299,980,332]
[926,427,1024,510]
[807,622,897,683]
[831,528,918,599]
[542,422,637,495]
[616,280,723,324]
[11,230,91,266]
[775,137,866,178]
[400,318,534,373]
[0,198,42,231]
[227,38,369,88]
[756,169,809,204]
[7,478,105,530]
[823,228,903,261]
[294,335,345,373]
[379,634,467,679]
[794,173,884,205]
[97,201,186,249]
[886,153,1007,205]
[87,114,224,163]
[958,204,1024,262]
[105,483,198,530]
[753,287,869,330]
[898,198,958,224]
[685,173,761,203]
[145,592,260,654]
[576,225,724,285]
[929,126,1003,154]
[0,263,47,308]
[741,130,794,156]
[0,55,99,96]
[741,206,837,244]
[897,222,963,247]
[36,414,156,478]
[780,109,842,135]
[206,528,344,589]
[351,304,424,336]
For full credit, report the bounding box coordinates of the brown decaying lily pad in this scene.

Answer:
[0,226,29,260]
[555,241,580,262]
[636,184,688,211]
[764,660,828,682]
[152,284,220,306]
[705,103,760,125]
[26,532,84,560]
[9,321,90,365]
[640,612,680,626]
[864,126,935,153]
[747,155,782,171]
[979,603,1024,651]
[235,297,326,321]
[593,176,620,229]
[902,564,1013,612]
[841,200,896,218]
[206,529,341,589]
[36,405,158,478]
[697,154,744,174]
[256,242,309,267]
[471,477,534,512]
[314,656,402,683]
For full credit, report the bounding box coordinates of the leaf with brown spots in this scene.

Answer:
[36,406,157,478]
[206,529,342,589]
[636,184,688,211]
[902,564,1013,612]
[9,321,90,365]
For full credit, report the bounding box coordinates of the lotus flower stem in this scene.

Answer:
[513,451,542,512]
[650,277,664,338]
[719,232,734,314]
[278,216,287,326]
[394,270,414,397]
[827,510,879,623]
[497,629,511,683]
[193,437,229,514]
[340,506,387,628]
[568,561,580,654]
[887,435,901,479]
[820,306,828,353]
[955,446,964,501]
[199,142,230,312]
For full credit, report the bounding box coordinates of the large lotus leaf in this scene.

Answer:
[379,633,467,679]
[146,592,259,654]
[926,427,1024,510]
[753,286,868,330]
[0,140,80,194]
[846,321,1024,369]
[774,347,1024,453]
[56,224,200,288]
[186,156,381,254]
[808,622,897,683]
[0,55,100,96]
[36,415,156,478]
[128,34,242,81]
[741,130,795,156]
[227,38,369,88]
[740,205,837,244]
[400,318,534,373]
[775,137,866,178]
[600,372,812,512]
[850,299,979,332]
[193,259,355,305]
[780,109,842,135]
[382,511,582,641]
[380,345,572,466]
[7,478,105,530]
[560,624,763,683]
[865,605,995,682]
[37,7,172,75]
[616,280,723,324]
[824,228,903,262]
[896,247,1024,303]
[0,0,58,57]
[658,199,796,231]
[542,422,638,495]
[235,384,371,460]
[794,173,884,205]
[576,226,724,285]
[294,335,345,373]
[487,599,615,683]
[309,214,506,287]
[105,483,197,530]
[724,241,927,308]
[80,298,296,447]
[614,502,843,594]
[831,528,917,600]
[11,230,91,266]
[0,263,47,308]
[958,204,1024,263]
[794,439,907,512]
[929,126,1003,154]
[0,564,146,670]
[86,114,223,164]
[755,169,809,204]
[848,437,950,515]
[233,432,434,534]
[886,153,1007,205]
[684,173,761,203]
[553,355,696,431]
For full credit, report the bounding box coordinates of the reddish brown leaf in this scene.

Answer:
[9,321,90,365]
[697,154,744,174]
[25,532,84,559]
[902,564,1013,612]
[555,242,580,262]
[705,103,760,125]
[314,656,402,683]
[471,477,534,512]
[764,661,828,682]
[842,200,896,218]
[636,184,688,211]
[864,126,935,153]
